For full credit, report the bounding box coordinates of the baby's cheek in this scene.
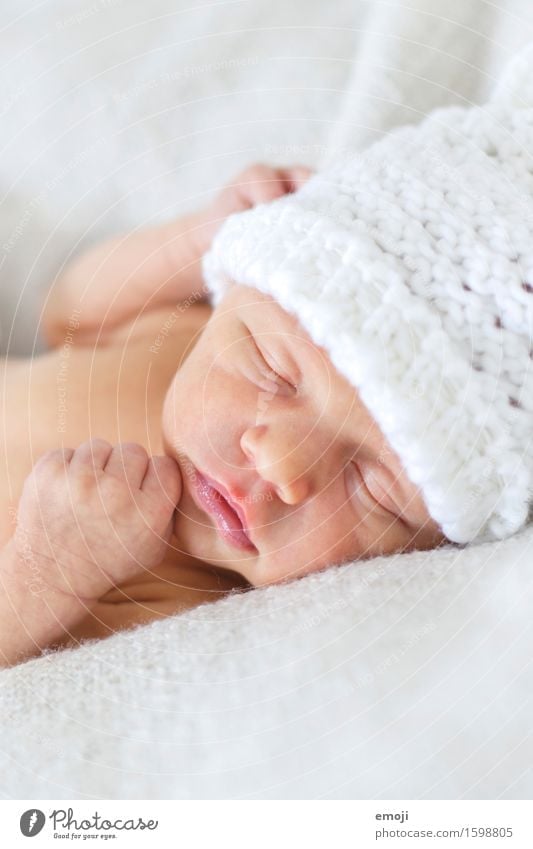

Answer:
[294,506,362,573]
[163,366,201,442]
[303,501,405,566]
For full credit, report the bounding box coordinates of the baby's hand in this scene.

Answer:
[194,163,314,255]
[14,439,182,604]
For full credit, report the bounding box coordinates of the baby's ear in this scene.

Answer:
[489,41,533,110]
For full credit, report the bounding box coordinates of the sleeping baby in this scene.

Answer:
[1,45,532,666]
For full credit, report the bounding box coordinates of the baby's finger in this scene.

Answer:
[281,165,314,192]
[69,438,113,474]
[239,164,288,205]
[22,447,74,507]
[141,455,182,509]
[104,442,149,490]
[32,446,75,471]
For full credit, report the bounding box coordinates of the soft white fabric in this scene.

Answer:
[0,0,532,800]
[204,44,533,546]
[0,527,531,799]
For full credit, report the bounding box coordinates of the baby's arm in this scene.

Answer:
[43,209,205,348]
[42,164,311,347]
[0,439,181,667]
[0,536,94,668]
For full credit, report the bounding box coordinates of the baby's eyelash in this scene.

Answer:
[345,461,397,520]
[247,332,296,392]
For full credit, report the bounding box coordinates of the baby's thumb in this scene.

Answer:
[141,455,182,511]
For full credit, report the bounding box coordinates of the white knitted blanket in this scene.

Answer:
[0,0,531,799]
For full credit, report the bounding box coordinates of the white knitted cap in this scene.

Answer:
[203,44,533,545]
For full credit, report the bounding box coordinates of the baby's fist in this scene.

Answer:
[14,439,182,603]
[194,163,314,255]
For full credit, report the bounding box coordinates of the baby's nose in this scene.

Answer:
[240,424,312,506]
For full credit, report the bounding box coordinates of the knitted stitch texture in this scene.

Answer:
[203,44,533,545]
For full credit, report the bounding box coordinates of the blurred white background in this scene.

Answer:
[0,0,529,355]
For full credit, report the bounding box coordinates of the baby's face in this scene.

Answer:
[162,284,445,586]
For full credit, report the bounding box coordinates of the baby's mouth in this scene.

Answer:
[189,466,257,552]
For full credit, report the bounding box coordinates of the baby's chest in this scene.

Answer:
[0,303,208,547]
[0,342,168,546]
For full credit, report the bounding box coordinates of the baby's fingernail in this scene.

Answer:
[290,166,313,186]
